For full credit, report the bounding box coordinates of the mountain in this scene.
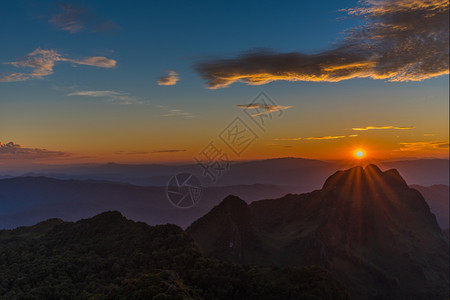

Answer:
[0,211,350,299]
[0,176,286,229]
[15,158,339,192]
[410,184,449,229]
[187,165,449,299]
[379,159,449,186]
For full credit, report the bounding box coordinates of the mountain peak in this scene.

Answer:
[322,164,408,191]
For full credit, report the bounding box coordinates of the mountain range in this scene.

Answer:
[0,162,448,299]
[187,165,449,299]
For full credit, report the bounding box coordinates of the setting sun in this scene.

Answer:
[354,149,365,159]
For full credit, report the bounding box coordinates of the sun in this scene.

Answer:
[354,149,365,159]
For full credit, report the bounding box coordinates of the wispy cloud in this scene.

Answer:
[49,3,119,33]
[67,90,141,105]
[196,0,448,88]
[235,103,292,116]
[159,106,195,118]
[1,48,116,82]
[305,135,347,140]
[157,71,179,86]
[274,134,357,141]
[273,137,302,141]
[114,149,187,155]
[151,149,187,153]
[398,140,449,151]
[0,141,71,160]
[352,125,414,131]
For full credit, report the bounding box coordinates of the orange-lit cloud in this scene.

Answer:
[275,134,358,141]
[398,140,449,151]
[196,0,449,88]
[273,137,302,141]
[235,103,292,116]
[352,125,414,131]
[0,141,71,160]
[49,3,119,33]
[157,71,179,86]
[1,48,116,82]
[305,135,347,140]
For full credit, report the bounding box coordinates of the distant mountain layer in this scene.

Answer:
[0,211,350,299]
[0,176,286,229]
[187,165,449,300]
[0,177,448,231]
[12,158,448,190]
[380,159,449,186]
[410,184,449,229]
[21,157,339,192]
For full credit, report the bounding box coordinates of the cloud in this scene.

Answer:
[67,90,141,105]
[151,149,187,153]
[65,56,116,68]
[352,125,414,131]
[1,48,116,82]
[157,71,179,86]
[305,135,347,140]
[398,140,449,151]
[273,137,302,141]
[159,106,195,118]
[274,134,357,141]
[0,142,71,160]
[195,0,449,88]
[235,103,292,116]
[49,3,119,33]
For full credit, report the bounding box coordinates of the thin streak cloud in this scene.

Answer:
[305,135,347,140]
[67,90,141,105]
[398,140,449,151]
[352,125,414,131]
[235,103,292,116]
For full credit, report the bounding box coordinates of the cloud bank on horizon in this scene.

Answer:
[0,142,71,160]
[196,0,449,88]
[0,48,116,82]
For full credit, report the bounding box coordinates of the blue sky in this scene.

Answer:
[0,0,448,164]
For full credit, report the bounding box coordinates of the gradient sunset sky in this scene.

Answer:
[0,0,448,166]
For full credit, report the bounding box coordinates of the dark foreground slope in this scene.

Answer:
[187,165,449,300]
[0,211,349,299]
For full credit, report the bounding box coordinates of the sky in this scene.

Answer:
[0,0,448,167]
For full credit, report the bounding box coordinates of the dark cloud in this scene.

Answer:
[196,0,449,88]
[49,3,119,33]
[0,142,71,160]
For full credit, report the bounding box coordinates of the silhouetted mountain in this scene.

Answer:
[0,176,286,229]
[410,184,449,229]
[0,212,350,299]
[380,159,449,186]
[187,165,449,299]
